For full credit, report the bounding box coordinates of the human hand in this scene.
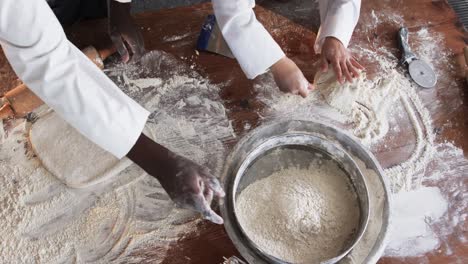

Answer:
[127,133,225,224]
[320,37,364,84]
[270,57,314,98]
[159,153,225,224]
[108,0,145,63]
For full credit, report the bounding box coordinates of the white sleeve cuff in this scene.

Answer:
[100,91,150,159]
[213,0,285,79]
[232,27,285,79]
[314,0,361,54]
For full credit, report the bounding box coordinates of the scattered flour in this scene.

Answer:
[123,75,163,90]
[0,50,235,263]
[254,22,466,261]
[385,187,448,257]
[358,8,404,37]
[109,51,235,176]
[414,28,446,70]
[162,32,192,42]
[236,161,360,263]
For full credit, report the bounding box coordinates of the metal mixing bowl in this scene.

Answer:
[221,120,371,264]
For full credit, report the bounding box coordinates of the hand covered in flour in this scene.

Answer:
[127,133,225,224]
[320,37,364,84]
[270,57,314,98]
[108,0,145,63]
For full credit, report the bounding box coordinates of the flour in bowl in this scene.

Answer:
[235,160,360,263]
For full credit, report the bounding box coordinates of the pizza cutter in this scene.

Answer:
[397,27,437,88]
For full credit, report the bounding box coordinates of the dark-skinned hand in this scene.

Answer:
[320,37,364,84]
[108,0,145,63]
[127,133,225,224]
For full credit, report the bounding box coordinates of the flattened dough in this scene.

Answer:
[314,69,366,115]
[29,112,133,188]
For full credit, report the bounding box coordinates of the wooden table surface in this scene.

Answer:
[1,1,466,263]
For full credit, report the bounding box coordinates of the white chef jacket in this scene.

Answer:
[0,0,149,159]
[0,0,358,158]
[212,0,361,79]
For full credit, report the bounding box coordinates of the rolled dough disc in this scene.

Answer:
[29,112,133,188]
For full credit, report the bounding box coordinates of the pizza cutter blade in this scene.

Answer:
[408,60,437,88]
[397,27,437,88]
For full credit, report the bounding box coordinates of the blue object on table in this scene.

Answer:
[196,14,234,59]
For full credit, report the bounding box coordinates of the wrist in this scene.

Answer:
[127,133,175,177]
[324,36,345,47]
[270,56,288,74]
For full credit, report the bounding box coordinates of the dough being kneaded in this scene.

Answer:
[314,68,366,114]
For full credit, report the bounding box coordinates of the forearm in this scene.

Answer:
[212,0,285,79]
[126,133,175,177]
[315,0,361,53]
[0,0,149,158]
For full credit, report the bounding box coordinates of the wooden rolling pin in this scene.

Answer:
[0,45,116,120]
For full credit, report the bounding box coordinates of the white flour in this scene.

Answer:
[385,187,448,257]
[162,32,192,42]
[254,23,466,261]
[414,28,446,70]
[0,51,235,263]
[123,75,163,90]
[236,162,360,263]
[360,9,404,35]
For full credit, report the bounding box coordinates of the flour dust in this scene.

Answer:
[254,21,466,261]
[0,50,235,263]
[385,187,448,257]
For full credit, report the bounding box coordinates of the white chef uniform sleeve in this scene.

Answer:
[0,0,149,159]
[314,0,361,53]
[212,0,285,79]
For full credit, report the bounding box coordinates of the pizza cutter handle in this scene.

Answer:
[397,27,417,65]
